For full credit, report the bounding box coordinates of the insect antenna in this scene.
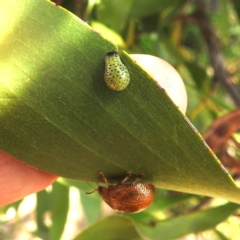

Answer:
[85,181,99,194]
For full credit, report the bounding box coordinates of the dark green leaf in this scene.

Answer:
[0,0,240,204]
[36,190,50,239]
[74,215,143,240]
[50,182,69,240]
[231,0,240,22]
[135,203,240,240]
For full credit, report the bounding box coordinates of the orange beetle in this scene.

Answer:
[87,172,155,213]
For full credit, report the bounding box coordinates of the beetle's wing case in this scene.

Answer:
[99,184,155,213]
[96,172,155,213]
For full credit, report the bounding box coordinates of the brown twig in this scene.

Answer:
[194,0,240,107]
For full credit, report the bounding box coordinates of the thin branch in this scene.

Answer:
[194,0,240,107]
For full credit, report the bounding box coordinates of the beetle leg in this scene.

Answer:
[99,172,110,185]
[133,173,145,184]
[119,172,131,184]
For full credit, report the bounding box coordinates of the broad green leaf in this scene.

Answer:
[0,0,240,204]
[134,202,239,240]
[74,215,143,240]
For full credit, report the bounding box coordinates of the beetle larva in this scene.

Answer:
[104,52,130,91]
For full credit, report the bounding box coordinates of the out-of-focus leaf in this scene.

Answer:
[59,178,102,223]
[96,0,134,33]
[80,191,102,224]
[0,0,240,204]
[74,215,143,240]
[36,190,50,239]
[214,229,229,240]
[96,0,185,33]
[130,0,185,19]
[50,182,69,240]
[214,0,230,41]
[135,202,240,240]
[231,0,240,22]
[184,61,208,89]
[59,178,93,192]
[91,21,126,47]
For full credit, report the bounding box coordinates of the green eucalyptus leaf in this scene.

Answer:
[135,202,239,240]
[74,215,143,240]
[0,0,240,204]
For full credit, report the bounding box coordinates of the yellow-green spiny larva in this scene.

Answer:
[104,52,130,91]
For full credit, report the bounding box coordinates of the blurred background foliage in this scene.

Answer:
[1,0,240,239]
